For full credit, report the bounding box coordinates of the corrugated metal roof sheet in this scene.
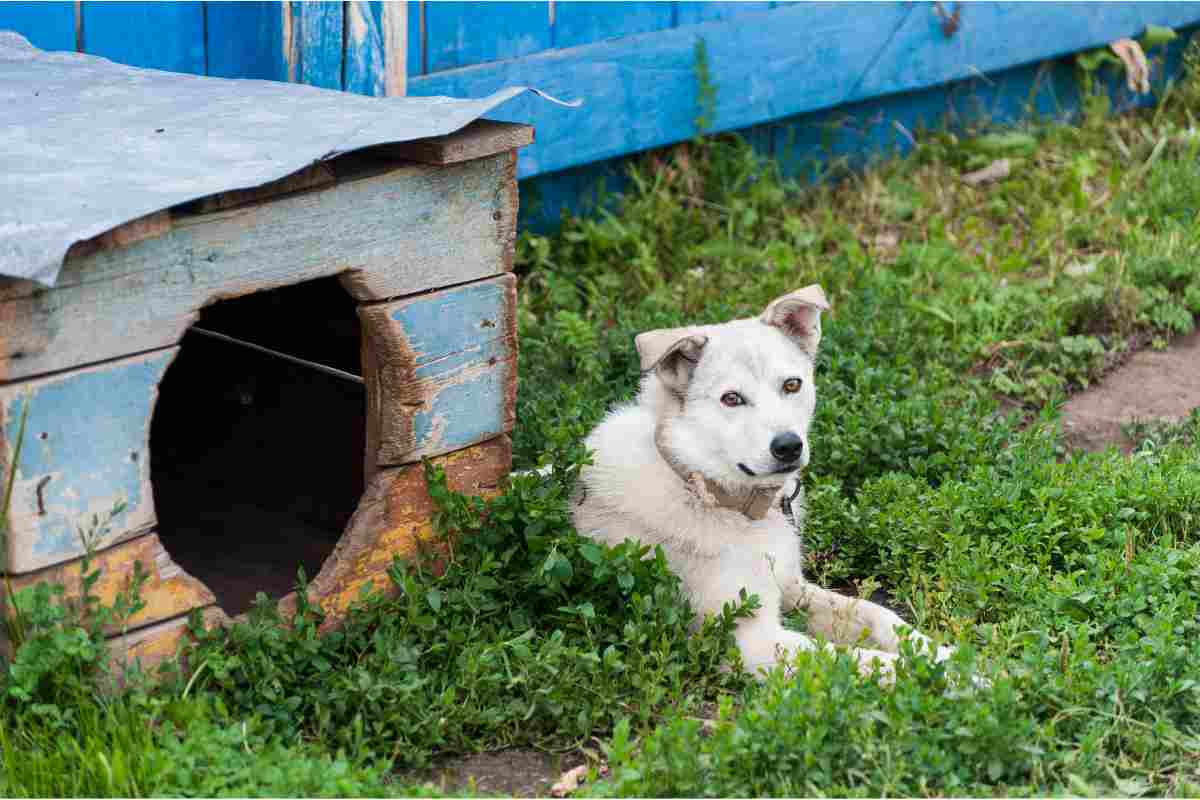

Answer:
[0,31,571,286]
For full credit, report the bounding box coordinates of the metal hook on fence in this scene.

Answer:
[932,1,962,37]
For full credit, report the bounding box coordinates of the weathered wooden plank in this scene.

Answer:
[769,49,1085,181]
[190,164,336,214]
[519,14,1196,231]
[553,1,675,48]
[64,211,172,261]
[0,153,518,382]
[407,0,424,77]
[424,1,550,72]
[409,2,1200,180]
[0,349,176,573]
[360,274,517,469]
[381,0,409,95]
[674,2,772,26]
[301,435,511,625]
[341,0,411,97]
[0,1,77,51]
[290,0,344,90]
[0,532,215,635]
[80,1,205,74]
[516,156,627,231]
[108,605,226,674]
[383,120,533,165]
[280,0,298,82]
[345,0,387,96]
[205,1,287,81]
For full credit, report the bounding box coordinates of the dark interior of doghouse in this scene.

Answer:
[150,276,366,617]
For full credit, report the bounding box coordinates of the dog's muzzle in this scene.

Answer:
[770,432,804,464]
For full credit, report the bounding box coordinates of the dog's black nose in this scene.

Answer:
[770,432,804,463]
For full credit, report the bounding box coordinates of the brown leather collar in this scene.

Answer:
[654,423,783,521]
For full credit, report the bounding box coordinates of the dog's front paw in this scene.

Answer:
[929,645,994,692]
[853,649,898,685]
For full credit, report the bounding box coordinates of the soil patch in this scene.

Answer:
[398,748,588,797]
[1061,330,1200,452]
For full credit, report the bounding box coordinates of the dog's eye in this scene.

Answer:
[720,391,745,407]
[782,378,803,394]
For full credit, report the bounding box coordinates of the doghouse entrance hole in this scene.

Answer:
[150,276,365,617]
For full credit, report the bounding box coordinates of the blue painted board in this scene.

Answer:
[553,2,674,49]
[345,1,417,95]
[362,274,517,466]
[518,158,629,231]
[409,2,1200,181]
[674,2,771,26]
[0,1,75,52]
[518,19,1197,231]
[0,350,176,574]
[345,0,386,95]
[409,0,423,76]
[413,3,907,177]
[769,58,1076,182]
[290,1,344,89]
[424,1,549,72]
[81,1,205,74]
[768,28,1184,182]
[205,1,287,80]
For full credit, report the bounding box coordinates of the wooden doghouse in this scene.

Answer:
[1,108,532,668]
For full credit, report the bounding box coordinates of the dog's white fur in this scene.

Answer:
[572,285,951,678]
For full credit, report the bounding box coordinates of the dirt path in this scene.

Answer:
[1062,330,1200,451]
[398,748,588,797]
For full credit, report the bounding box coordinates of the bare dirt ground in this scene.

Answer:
[398,748,589,797]
[1062,330,1200,451]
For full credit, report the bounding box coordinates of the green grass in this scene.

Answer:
[4,39,1200,797]
[0,693,403,798]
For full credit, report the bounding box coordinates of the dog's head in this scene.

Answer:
[636,285,829,491]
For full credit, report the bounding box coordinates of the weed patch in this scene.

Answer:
[181,454,752,769]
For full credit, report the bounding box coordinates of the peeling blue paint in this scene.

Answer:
[2,351,173,569]
[393,277,513,455]
[375,275,516,462]
[411,336,510,382]
[411,347,509,452]
[389,278,510,369]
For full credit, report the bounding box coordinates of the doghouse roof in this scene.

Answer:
[0,31,567,287]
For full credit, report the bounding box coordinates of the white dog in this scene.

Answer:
[572,285,952,679]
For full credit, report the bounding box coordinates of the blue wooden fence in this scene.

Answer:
[5,2,1200,227]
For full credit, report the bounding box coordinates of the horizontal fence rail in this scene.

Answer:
[5,1,1200,211]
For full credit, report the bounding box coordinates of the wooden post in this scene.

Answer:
[383,0,407,96]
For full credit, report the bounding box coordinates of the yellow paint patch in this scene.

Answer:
[109,606,226,675]
[2,532,215,635]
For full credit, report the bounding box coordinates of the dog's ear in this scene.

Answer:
[760,284,830,355]
[635,328,709,395]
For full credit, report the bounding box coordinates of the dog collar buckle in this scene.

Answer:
[679,469,780,521]
[780,479,803,524]
[657,424,783,521]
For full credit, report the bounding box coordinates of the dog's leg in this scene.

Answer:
[734,615,822,674]
[788,581,953,663]
[734,615,897,681]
